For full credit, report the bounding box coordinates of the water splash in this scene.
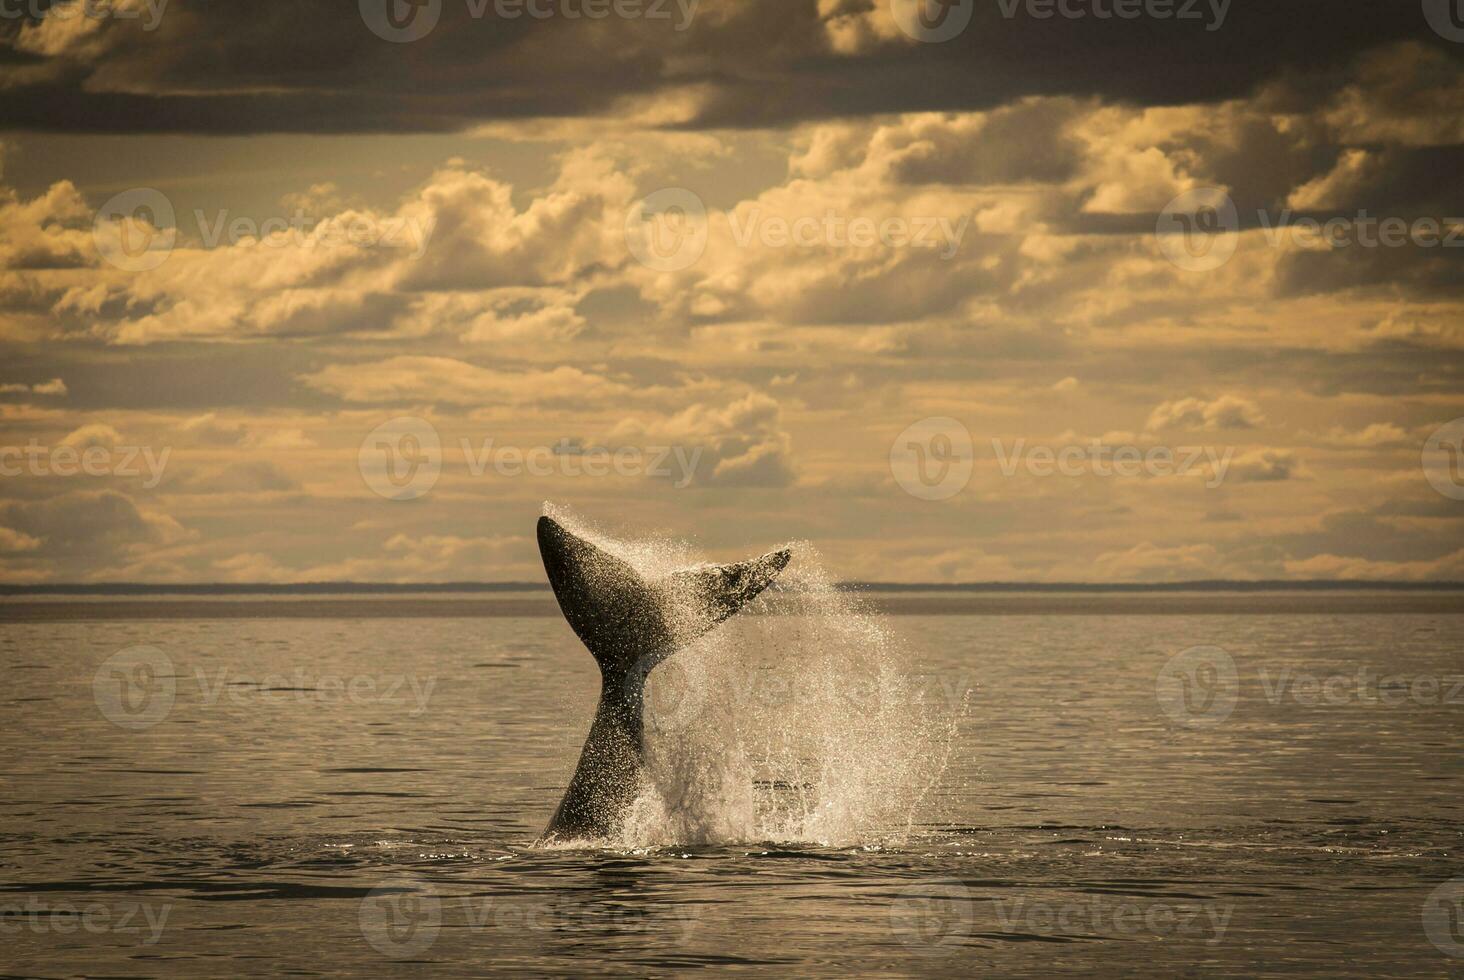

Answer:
[541,503,958,849]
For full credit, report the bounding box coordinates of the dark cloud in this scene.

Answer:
[160,460,300,494]
[884,98,1087,185]
[0,488,179,558]
[1274,235,1464,300]
[0,0,1452,134]
[1275,510,1463,565]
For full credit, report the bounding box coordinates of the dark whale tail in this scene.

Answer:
[537,515,791,678]
[536,513,792,841]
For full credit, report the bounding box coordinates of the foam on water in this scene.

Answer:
[541,503,957,848]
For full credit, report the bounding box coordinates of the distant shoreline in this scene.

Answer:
[2,580,1462,596]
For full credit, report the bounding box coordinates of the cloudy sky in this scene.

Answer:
[1,0,1462,584]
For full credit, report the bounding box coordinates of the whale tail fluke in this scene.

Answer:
[663,549,791,636]
[537,515,791,678]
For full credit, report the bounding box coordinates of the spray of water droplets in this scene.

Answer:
[541,504,959,848]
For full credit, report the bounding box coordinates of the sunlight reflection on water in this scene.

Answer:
[2,603,1461,975]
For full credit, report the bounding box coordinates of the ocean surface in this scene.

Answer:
[3,592,1463,977]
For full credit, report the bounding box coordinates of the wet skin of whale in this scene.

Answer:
[536,516,791,842]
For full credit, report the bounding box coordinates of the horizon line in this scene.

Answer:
[2,580,1463,596]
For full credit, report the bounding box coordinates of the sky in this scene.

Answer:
[0,0,1462,584]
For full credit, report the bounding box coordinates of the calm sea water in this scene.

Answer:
[3,595,1463,977]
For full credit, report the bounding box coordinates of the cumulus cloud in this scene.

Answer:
[0,0,1424,133]
[2,18,1463,585]
[1091,543,1246,583]
[300,356,637,407]
[608,392,796,488]
[1284,549,1464,582]
[180,413,245,445]
[211,533,535,583]
[59,423,121,450]
[1318,423,1409,448]
[1226,449,1301,483]
[0,526,42,552]
[0,490,186,561]
[1146,395,1266,432]
[176,414,314,450]
[0,181,94,270]
[0,377,67,395]
[161,461,299,496]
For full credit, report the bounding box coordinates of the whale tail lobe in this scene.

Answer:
[537,515,791,677]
